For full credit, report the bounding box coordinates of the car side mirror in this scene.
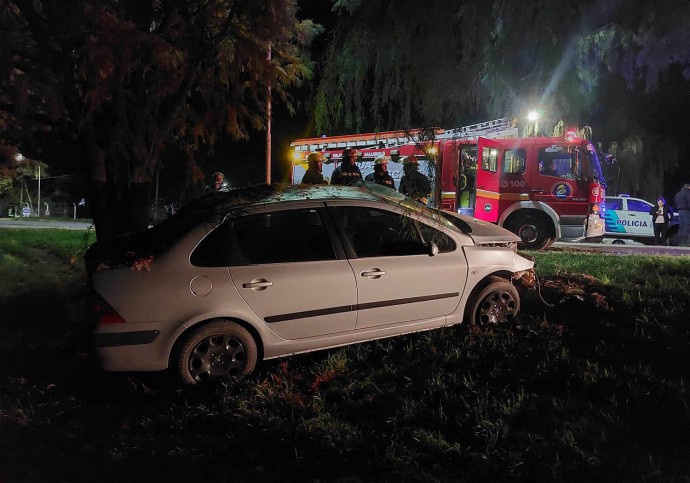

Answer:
[427,241,439,257]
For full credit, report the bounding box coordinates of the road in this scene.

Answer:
[0,218,94,231]
[553,240,690,256]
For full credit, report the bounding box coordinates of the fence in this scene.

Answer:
[0,201,92,220]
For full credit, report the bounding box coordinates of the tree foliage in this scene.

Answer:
[314,0,690,133]
[0,0,319,238]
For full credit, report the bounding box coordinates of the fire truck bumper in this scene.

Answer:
[585,215,605,242]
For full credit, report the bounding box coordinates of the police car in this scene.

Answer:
[603,194,679,245]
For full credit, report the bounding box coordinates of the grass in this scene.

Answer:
[0,227,96,294]
[0,231,689,482]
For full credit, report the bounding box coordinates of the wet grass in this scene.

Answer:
[0,233,688,482]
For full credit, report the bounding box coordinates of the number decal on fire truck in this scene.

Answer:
[501,180,526,188]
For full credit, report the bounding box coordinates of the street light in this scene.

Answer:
[526,111,540,137]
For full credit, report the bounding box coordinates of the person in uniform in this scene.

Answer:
[399,156,431,203]
[301,152,328,185]
[364,155,395,189]
[330,148,363,186]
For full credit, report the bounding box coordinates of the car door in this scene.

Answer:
[227,205,357,340]
[603,197,624,234]
[475,137,502,222]
[328,203,466,330]
[624,198,654,237]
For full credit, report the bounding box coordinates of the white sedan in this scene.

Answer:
[87,185,534,384]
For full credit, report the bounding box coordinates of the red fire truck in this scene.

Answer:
[290,119,606,249]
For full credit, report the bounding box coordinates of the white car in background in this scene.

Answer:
[86,184,534,384]
[603,195,679,245]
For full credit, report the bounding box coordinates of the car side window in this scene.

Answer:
[417,221,456,253]
[627,200,651,212]
[605,199,622,211]
[233,209,336,264]
[334,207,426,258]
[192,209,336,266]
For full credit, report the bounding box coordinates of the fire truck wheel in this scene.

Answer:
[507,216,554,250]
[465,276,520,326]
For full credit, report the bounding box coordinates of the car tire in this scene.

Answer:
[177,320,257,384]
[611,239,625,245]
[466,276,520,326]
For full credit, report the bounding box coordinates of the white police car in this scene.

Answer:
[603,195,679,245]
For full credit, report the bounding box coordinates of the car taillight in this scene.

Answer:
[91,293,127,325]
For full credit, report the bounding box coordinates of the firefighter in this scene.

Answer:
[330,148,363,186]
[301,152,328,185]
[399,156,431,204]
[364,155,395,189]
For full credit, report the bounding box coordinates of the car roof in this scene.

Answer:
[86,184,390,271]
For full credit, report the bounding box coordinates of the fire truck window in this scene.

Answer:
[333,207,426,258]
[539,148,582,180]
[503,149,526,174]
[482,148,498,172]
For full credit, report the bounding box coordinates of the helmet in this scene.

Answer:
[307,152,324,166]
[402,155,418,165]
[342,148,359,158]
[374,155,390,165]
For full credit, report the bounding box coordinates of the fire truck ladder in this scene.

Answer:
[290,118,518,155]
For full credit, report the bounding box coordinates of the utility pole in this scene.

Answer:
[37,163,41,216]
[265,43,272,185]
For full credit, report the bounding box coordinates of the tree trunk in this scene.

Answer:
[89,180,151,242]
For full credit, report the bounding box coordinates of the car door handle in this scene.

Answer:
[530,189,544,194]
[361,269,385,279]
[242,278,273,291]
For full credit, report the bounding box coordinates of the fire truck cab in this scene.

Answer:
[444,135,606,249]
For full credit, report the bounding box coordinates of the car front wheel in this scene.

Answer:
[177,320,257,384]
[466,276,520,326]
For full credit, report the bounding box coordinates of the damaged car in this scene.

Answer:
[86,184,534,384]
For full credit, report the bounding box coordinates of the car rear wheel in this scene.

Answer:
[466,276,520,326]
[177,320,257,384]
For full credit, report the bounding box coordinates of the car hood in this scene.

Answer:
[439,210,521,245]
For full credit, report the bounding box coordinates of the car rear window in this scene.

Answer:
[191,208,337,266]
[234,209,336,264]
